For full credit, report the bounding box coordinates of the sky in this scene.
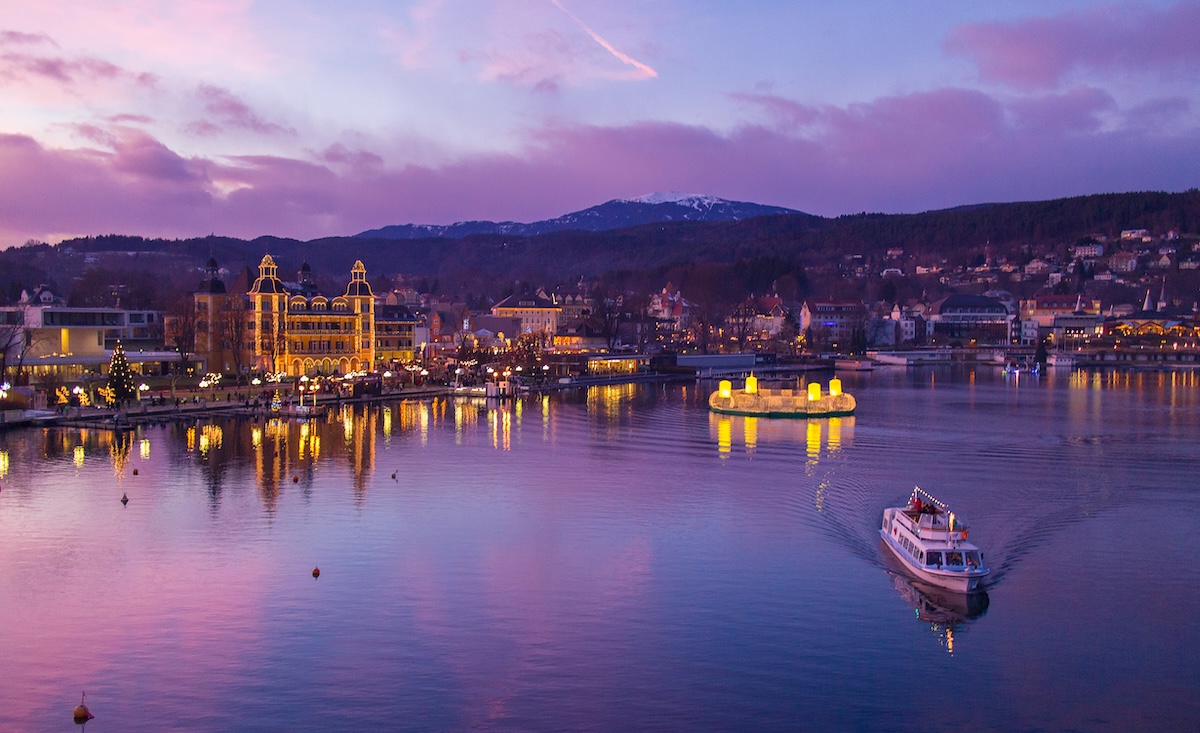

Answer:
[1,0,1198,245]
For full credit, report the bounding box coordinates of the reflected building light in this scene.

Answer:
[186,427,196,452]
[542,395,550,441]
[311,434,321,461]
[139,439,151,460]
[0,450,9,478]
[199,433,210,454]
[828,417,842,451]
[744,416,757,453]
[717,416,731,457]
[383,407,392,440]
[252,426,263,449]
[419,404,429,446]
[74,445,85,467]
[806,420,821,460]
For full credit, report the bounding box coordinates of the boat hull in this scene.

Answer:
[708,390,855,419]
[880,530,988,593]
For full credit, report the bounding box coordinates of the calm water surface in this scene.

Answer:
[2,368,1199,732]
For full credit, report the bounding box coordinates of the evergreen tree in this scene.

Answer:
[107,340,137,405]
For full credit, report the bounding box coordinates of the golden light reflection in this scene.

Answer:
[382,407,392,440]
[0,450,9,478]
[490,406,512,451]
[806,421,821,458]
[251,426,263,449]
[710,413,854,458]
[198,424,223,456]
[139,439,151,460]
[186,426,196,452]
[73,445,85,467]
[419,403,429,445]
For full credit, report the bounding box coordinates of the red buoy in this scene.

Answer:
[132,468,139,476]
[292,475,299,483]
[312,566,320,578]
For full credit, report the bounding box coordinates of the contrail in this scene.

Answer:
[548,0,657,79]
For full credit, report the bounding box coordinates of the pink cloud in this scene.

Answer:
[1008,87,1117,134]
[186,83,295,137]
[0,29,57,47]
[1,85,1197,246]
[946,3,1200,88]
[0,48,158,88]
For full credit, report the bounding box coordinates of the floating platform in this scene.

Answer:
[708,376,856,418]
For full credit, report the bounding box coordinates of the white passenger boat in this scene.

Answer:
[880,488,989,593]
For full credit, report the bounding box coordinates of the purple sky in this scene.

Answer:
[1,1,1197,245]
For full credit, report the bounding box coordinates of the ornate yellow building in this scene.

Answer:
[248,255,376,376]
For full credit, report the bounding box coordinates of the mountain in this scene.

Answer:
[354,193,802,239]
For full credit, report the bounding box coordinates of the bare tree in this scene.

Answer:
[0,306,25,383]
[685,264,735,355]
[220,297,250,382]
[590,285,624,351]
[166,295,198,374]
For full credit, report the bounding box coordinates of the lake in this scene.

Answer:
[2,367,1199,732]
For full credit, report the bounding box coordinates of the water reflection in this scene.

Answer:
[881,540,989,655]
[709,412,855,459]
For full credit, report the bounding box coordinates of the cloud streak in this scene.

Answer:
[548,0,657,80]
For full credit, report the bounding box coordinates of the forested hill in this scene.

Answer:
[3,189,1198,304]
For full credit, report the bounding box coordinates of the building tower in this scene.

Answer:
[249,255,289,374]
[344,260,375,373]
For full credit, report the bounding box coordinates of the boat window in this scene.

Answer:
[965,551,981,569]
[918,551,924,564]
[946,551,964,566]
[926,551,943,567]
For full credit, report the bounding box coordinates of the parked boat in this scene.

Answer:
[880,488,988,593]
[833,358,875,371]
[708,375,855,418]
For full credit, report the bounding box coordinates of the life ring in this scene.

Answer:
[962,530,968,539]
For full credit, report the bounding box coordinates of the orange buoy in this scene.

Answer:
[73,692,94,723]
[120,493,128,505]
[132,468,138,476]
[391,472,397,480]
[312,566,320,578]
[292,475,299,483]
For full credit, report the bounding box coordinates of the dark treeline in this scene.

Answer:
[3,189,1197,309]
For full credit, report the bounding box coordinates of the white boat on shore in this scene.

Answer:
[880,488,989,593]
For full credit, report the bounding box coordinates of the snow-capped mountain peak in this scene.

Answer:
[356,194,802,239]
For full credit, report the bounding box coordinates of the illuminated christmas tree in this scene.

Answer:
[106,340,137,405]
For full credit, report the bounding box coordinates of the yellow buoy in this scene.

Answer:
[829,378,842,397]
[745,375,758,395]
[718,380,732,399]
[807,382,822,401]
